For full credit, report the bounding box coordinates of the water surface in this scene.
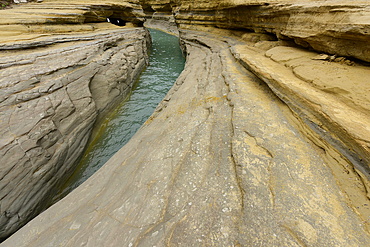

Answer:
[55,28,185,199]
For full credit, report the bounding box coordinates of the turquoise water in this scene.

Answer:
[55,29,185,199]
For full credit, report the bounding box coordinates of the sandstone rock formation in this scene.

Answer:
[1,0,370,245]
[0,4,151,240]
[3,27,370,246]
[146,0,370,62]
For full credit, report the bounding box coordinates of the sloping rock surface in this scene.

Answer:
[0,20,150,240]
[232,44,370,174]
[1,0,370,245]
[3,29,370,246]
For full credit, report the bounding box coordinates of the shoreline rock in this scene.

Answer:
[3,27,370,246]
[0,0,370,245]
[173,0,370,63]
[0,24,151,240]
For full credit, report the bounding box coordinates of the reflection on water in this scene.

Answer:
[55,28,185,200]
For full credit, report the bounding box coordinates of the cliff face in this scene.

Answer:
[1,0,370,245]
[142,0,370,62]
[0,3,151,240]
[185,1,370,62]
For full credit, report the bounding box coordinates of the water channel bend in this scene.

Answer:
[55,28,185,200]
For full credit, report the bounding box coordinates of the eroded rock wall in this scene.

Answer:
[141,0,370,173]
[0,0,145,25]
[1,0,370,245]
[139,0,370,62]
[3,28,370,247]
[0,21,150,240]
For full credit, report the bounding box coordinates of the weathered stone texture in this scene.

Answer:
[2,28,370,247]
[0,1,144,25]
[0,27,150,240]
[232,45,370,171]
[1,0,370,245]
[138,0,370,62]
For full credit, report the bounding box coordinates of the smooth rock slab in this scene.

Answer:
[3,30,369,246]
[0,27,150,240]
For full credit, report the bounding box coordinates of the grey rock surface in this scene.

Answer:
[0,27,150,240]
[3,29,369,246]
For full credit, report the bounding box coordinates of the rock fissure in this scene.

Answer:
[2,23,370,243]
[266,161,276,209]
[281,223,307,247]
[231,44,370,177]
[1,0,370,245]
[275,90,370,232]
[219,50,247,216]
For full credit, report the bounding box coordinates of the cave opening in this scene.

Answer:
[106,17,126,26]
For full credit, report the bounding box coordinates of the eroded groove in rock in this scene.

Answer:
[3,29,369,247]
[225,32,370,233]
[218,40,368,245]
[0,0,369,245]
[0,27,150,240]
[229,44,370,180]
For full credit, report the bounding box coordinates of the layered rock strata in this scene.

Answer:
[1,0,370,245]
[3,28,370,246]
[145,0,370,195]
[0,22,150,240]
[140,0,178,34]
[139,0,370,63]
[0,0,145,26]
[232,44,370,178]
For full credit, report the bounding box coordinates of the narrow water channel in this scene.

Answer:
[54,29,185,201]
